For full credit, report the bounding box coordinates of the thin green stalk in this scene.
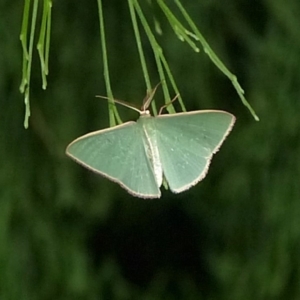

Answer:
[45,1,52,75]
[133,1,168,114]
[148,2,187,111]
[174,0,259,121]
[128,0,155,113]
[20,0,53,128]
[97,0,122,126]
[133,0,177,114]
[22,0,39,128]
[160,54,186,111]
[132,0,185,112]
[157,0,199,53]
[37,0,51,89]
[19,0,30,93]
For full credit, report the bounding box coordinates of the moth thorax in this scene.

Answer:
[143,125,163,187]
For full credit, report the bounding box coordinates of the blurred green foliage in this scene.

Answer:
[1,0,300,299]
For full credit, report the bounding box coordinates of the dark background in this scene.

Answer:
[1,0,300,299]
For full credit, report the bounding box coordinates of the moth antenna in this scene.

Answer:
[141,82,162,111]
[96,95,142,114]
[158,94,180,115]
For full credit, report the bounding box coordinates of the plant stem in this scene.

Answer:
[97,0,122,126]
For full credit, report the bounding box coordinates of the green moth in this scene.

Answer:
[66,91,235,199]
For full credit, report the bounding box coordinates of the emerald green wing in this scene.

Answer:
[66,122,161,198]
[154,111,235,193]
